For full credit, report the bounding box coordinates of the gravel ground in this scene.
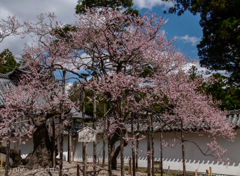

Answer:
[1,161,148,176]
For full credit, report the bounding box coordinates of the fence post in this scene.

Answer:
[128,157,132,175]
[0,157,2,170]
[167,166,170,175]
[209,167,212,176]
[77,164,80,176]
[206,169,209,176]
[72,146,74,162]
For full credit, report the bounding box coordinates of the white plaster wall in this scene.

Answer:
[73,135,108,159]
[17,130,240,165]
[21,137,33,155]
[72,130,240,165]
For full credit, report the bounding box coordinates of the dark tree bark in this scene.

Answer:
[102,93,108,167]
[147,115,151,176]
[59,70,66,176]
[131,115,136,176]
[68,123,72,163]
[52,117,56,168]
[0,146,25,168]
[108,119,113,176]
[5,140,10,176]
[119,95,125,176]
[109,127,128,170]
[181,127,186,176]
[81,87,87,176]
[136,116,139,170]
[160,130,163,176]
[93,91,97,176]
[111,137,128,170]
[120,131,125,176]
[151,115,155,176]
[25,123,55,169]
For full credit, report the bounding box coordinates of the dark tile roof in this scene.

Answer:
[70,112,240,135]
[0,66,29,78]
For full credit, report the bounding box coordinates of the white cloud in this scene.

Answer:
[133,0,174,10]
[161,30,166,36]
[174,35,201,46]
[184,61,229,78]
[65,82,73,93]
[183,62,209,76]
[0,0,77,56]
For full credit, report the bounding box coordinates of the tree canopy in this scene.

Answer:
[205,73,240,111]
[166,0,240,86]
[0,49,20,73]
[75,0,140,16]
[187,65,240,111]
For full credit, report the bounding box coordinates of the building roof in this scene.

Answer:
[69,112,240,136]
[70,107,92,119]
[124,113,240,133]
[0,65,29,79]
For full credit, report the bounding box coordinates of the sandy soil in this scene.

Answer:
[1,161,148,176]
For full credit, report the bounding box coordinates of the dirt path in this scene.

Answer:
[1,161,148,176]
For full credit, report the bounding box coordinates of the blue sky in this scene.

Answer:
[136,5,202,61]
[0,0,203,62]
[0,0,206,84]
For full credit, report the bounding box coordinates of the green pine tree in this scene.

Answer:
[0,49,20,73]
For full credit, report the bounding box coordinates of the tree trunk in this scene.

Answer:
[81,87,87,176]
[93,91,97,176]
[59,118,64,176]
[52,117,56,168]
[59,70,66,176]
[108,119,112,176]
[131,115,136,176]
[25,123,55,169]
[102,94,107,167]
[68,124,72,163]
[160,130,163,176]
[119,93,125,176]
[120,132,125,176]
[5,140,10,176]
[111,144,116,170]
[102,136,105,166]
[0,146,25,167]
[181,130,186,176]
[111,138,128,170]
[136,116,139,170]
[151,115,155,176]
[147,115,150,176]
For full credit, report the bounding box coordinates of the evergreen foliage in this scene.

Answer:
[75,0,140,16]
[0,49,20,73]
[166,0,240,86]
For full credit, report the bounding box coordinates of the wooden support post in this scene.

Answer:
[5,140,10,176]
[77,164,80,176]
[209,167,212,176]
[0,157,3,170]
[68,125,72,163]
[194,171,197,176]
[93,91,97,176]
[206,169,209,176]
[128,157,132,175]
[84,142,88,175]
[72,146,75,162]
[167,166,170,175]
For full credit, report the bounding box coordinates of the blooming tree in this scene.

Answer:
[0,7,236,176]
[0,63,74,172]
